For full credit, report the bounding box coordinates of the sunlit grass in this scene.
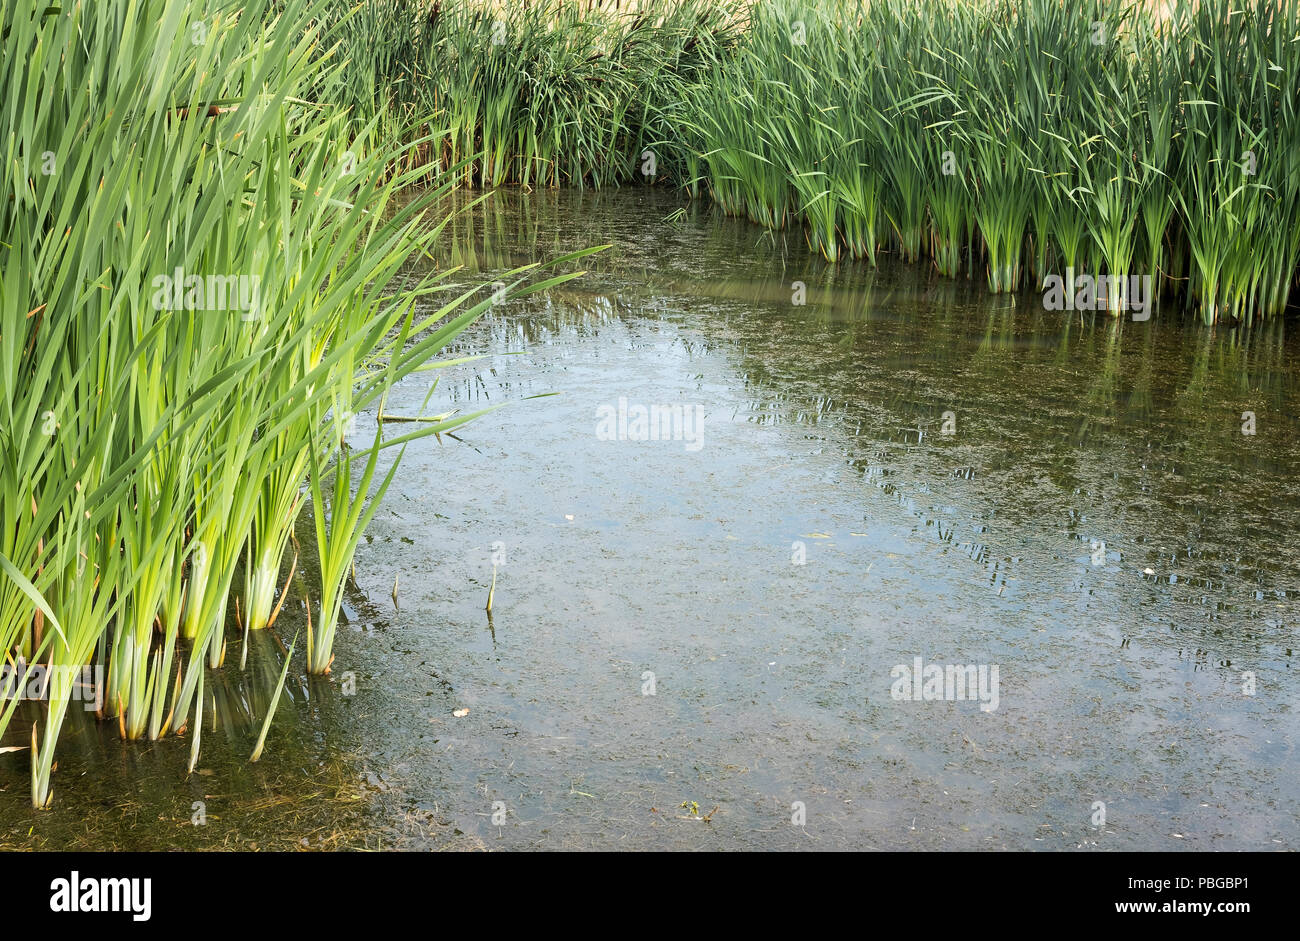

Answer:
[0,0,593,807]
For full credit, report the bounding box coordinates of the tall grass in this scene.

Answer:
[325,0,743,189]
[684,0,1300,322]
[0,0,596,807]
[344,0,1285,323]
[321,0,1300,322]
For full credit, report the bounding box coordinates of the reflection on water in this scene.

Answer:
[3,187,1296,850]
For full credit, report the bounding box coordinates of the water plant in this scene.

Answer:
[0,0,595,807]
[325,0,743,189]
[320,0,1300,322]
[676,0,1299,321]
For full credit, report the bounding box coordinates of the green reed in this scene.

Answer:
[0,0,555,807]
[675,0,1299,320]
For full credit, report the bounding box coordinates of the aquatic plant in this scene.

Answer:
[321,0,1300,322]
[326,0,743,189]
[0,0,592,807]
[678,0,1299,321]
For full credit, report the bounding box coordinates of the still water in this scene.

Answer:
[3,188,1296,849]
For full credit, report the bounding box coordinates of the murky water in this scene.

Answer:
[3,188,1297,850]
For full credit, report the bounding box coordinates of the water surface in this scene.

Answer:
[3,188,1296,850]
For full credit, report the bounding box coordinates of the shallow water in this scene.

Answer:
[3,188,1297,850]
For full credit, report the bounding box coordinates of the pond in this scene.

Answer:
[3,187,1296,850]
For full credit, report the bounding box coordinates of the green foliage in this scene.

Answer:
[324,0,744,188]
[593,0,1298,322]
[0,0,550,806]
